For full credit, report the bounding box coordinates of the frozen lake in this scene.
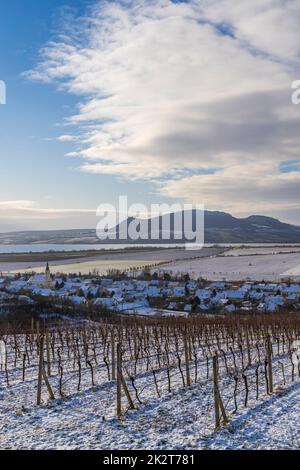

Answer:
[1,243,299,254]
[0,244,173,254]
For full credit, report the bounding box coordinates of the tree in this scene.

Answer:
[77,288,85,298]
[87,291,95,300]
[185,284,190,296]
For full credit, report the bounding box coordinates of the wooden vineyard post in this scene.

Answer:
[246,330,252,367]
[116,343,122,418]
[217,388,229,426]
[189,337,193,361]
[116,343,135,419]
[37,335,44,405]
[42,366,55,400]
[213,355,228,429]
[31,318,34,342]
[184,333,191,387]
[213,355,221,429]
[111,328,116,381]
[120,375,135,410]
[46,332,51,377]
[267,336,273,394]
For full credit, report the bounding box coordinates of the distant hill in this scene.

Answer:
[203,212,300,243]
[0,211,299,245]
[113,210,300,244]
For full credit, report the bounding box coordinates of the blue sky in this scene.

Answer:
[1,0,300,230]
[0,0,168,230]
[0,0,82,206]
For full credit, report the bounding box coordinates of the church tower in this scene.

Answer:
[45,262,52,288]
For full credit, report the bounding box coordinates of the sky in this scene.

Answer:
[1,0,300,231]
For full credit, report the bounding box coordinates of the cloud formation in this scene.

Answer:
[27,0,300,215]
[0,201,98,231]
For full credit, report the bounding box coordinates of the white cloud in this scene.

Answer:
[0,200,36,210]
[201,0,300,61]
[57,134,76,142]
[0,200,95,219]
[161,165,300,213]
[26,0,300,216]
[0,200,99,231]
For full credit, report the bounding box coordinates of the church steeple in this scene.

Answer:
[45,262,52,288]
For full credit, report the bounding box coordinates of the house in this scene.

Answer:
[225,304,236,313]
[17,295,35,305]
[93,298,116,308]
[69,296,87,306]
[146,286,160,297]
[184,304,192,313]
[172,286,186,297]
[284,284,300,295]
[195,289,211,300]
[226,289,246,300]
[116,299,150,313]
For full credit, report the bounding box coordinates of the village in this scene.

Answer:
[1,263,300,318]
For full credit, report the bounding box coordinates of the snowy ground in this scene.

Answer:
[206,381,300,449]
[223,246,300,257]
[1,373,300,450]
[161,252,300,281]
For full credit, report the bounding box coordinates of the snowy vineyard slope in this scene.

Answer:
[1,373,300,449]
[1,316,300,450]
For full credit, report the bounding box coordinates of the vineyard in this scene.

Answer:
[1,315,300,449]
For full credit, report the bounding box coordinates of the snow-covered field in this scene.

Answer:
[2,247,223,275]
[223,246,300,257]
[12,259,165,276]
[160,252,300,281]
